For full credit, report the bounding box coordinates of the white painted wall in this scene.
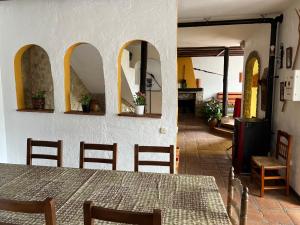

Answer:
[0,67,7,163]
[71,43,105,94]
[0,0,177,172]
[273,0,300,195]
[243,24,271,119]
[192,56,244,100]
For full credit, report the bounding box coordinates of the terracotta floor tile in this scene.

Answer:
[262,209,294,225]
[177,115,299,225]
[287,210,300,225]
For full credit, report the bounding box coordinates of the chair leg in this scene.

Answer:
[260,166,265,197]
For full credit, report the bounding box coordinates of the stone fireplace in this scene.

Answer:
[178,88,203,116]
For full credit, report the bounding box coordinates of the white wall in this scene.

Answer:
[192,56,243,100]
[243,24,271,119]
[0,0,177,172]
[0,67,7,163]
[273,0,300,195]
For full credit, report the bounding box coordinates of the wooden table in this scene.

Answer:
[0,164,231,224]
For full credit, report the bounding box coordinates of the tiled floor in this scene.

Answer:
[177,114,300,225]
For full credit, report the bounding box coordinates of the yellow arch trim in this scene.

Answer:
[14,44,33,109]
[64,43,83,111]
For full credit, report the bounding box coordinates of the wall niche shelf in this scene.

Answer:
[17,109,54,113]
[64,111,105,116]
[118,112,161,119]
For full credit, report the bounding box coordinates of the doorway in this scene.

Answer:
[243,51,260,118]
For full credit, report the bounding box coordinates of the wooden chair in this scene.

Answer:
[251,130,292,197]
[83,201,161,225]
[80,142,117,170]
[0,197,56,225]
[27,138,63,167]
[227,167,249,225]
[134,145,174,174]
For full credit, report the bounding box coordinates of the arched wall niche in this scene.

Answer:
[117,40,162,115]
[14,44,54,111]
[64,42,105,114]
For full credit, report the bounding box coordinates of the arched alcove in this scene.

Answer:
[64,43,105,115]
[14,44,54,112]
[118,40,162,116]
[243,51,260,118]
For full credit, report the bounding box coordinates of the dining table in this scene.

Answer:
[0,163,231,225]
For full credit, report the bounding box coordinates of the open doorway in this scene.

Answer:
[243,51,260,118]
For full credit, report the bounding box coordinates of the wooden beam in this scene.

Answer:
[223,47,229,117]
[177,46,244,57]
[140,41,148,93]
[178,17,281,28]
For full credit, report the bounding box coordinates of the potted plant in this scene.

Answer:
[32,91,46,110]
[134,92,146,115]
[201,98,222,129]
[80,95,92,113]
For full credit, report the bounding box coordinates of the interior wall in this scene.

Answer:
[177,57,197,88]
[273,0,300,195]
[0,67,7,163]
[0,0,177,172]
[192,56,243,100]
[243,24,271,119]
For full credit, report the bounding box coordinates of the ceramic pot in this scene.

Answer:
[208,118,218,129]
[135,105,145,115]
[82,104,90,113]
[32,98,45,110]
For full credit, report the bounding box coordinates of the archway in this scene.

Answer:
[243,51,260,118]
[14,44,54,111]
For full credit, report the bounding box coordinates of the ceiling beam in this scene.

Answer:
[177,46,244,57]
[178,15,283,28]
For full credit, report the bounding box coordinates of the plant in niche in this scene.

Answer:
[133,92,146,115]
[80,95,92,112]
[32,90,46,110]
[201,98,222,128]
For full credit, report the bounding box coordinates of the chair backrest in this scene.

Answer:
[27,138,63,167]
[80,142,117,170]
[0,197,56,225]
[275,130,292,165]
[134,145,174,174]
[83,201,161,225]
[227,167,249,225]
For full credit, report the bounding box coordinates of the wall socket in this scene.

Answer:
[160,127,167,134]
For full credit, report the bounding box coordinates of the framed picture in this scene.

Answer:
[286,47,293,69]
[280,82,285,101]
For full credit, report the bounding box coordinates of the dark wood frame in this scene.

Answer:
[80,142,117,170]
[227,167,249,225]
[251,130,292,197]
[83,201,161,225]
[134,145,174,174]
[0,197,56,225]
[27,138,63,167]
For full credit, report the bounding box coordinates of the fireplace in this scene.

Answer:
[178,88,203,116]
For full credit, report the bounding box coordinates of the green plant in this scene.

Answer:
[201,98,222,122]
[32,90,46,99]
[80,95,92,106]
[134,92,146,106]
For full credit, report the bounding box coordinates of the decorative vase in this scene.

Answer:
[90,100,101,112]
[135,105,145,115]
[208,118,218,129]
[82,104,90,113]
[32,98,45,110]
